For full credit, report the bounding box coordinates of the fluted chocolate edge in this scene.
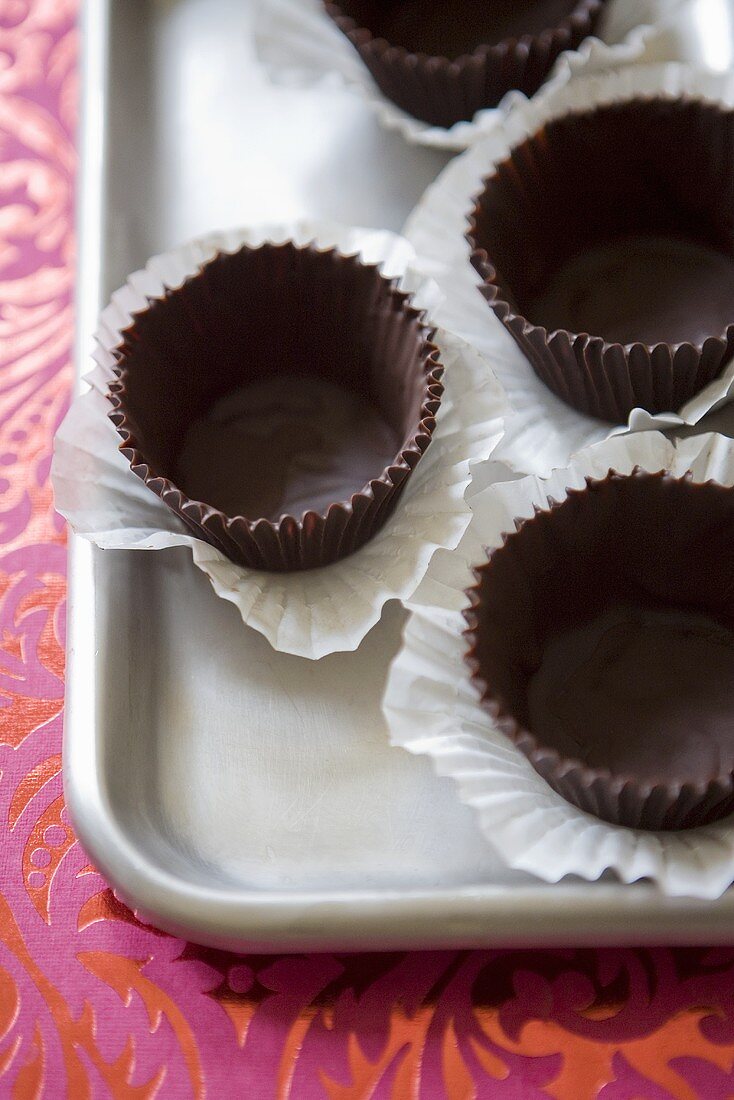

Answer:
[106,242,445,573]
[324,1,606,129]
[467,98,734,422]
[462,469,734,831]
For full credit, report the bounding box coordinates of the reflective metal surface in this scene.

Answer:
[65,0,734,950]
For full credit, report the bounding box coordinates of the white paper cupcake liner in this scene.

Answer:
[404,63,734,474]
[254,0,697,150]
[52,220,507,660]
[384,431,734,899]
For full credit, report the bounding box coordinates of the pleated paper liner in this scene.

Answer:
[324,0,606,128]
[53,222,507,659]
[468,96,734,423]
[107,241,444,573]
[403,65,734,475]
[256,0,693,149]
[383,432,734,897]
[464,470,734,831]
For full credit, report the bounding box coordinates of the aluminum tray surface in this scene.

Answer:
[65,0,734,951]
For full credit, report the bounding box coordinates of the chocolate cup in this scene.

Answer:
[464,470,734,831]
[324,0,606,128]
[468,98,734,423]
[107,242,443,572]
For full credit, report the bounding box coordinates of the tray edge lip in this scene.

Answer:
[63,0,734,949]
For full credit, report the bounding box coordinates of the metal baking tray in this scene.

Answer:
[65,0,734,951]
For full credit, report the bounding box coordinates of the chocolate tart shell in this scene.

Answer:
[324,0,606,128]
[468,98,734,423]
[107,241,444,573]
[464,470,734,831]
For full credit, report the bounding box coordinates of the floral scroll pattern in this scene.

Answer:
[0,2,733,1097]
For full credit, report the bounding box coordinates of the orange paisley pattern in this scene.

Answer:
[1,2,734,1097]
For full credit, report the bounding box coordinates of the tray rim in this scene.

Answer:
[63,0,734,951]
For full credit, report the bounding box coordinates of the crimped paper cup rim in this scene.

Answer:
[466,96,734,358]
[106,240,444,550]
[463,469,734,798]
[52,220,508,658]
[255,0,687,149]
[403,63,734,472]
[383,431,734,897]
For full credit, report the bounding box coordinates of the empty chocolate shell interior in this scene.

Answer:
[469,99,734,348]
[468,472,734,821]
[111,243,434,526]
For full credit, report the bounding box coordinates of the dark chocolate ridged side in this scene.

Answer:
[468,98,734,422]
[464,470,734,831]
[325,0,606,128]
[107,242,444,572]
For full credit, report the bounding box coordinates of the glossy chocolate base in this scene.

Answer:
[176,376,400,521]
[466,471,734,829]
[528,605,734,782]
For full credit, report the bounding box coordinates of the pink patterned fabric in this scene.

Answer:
[1,2,734,1096]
